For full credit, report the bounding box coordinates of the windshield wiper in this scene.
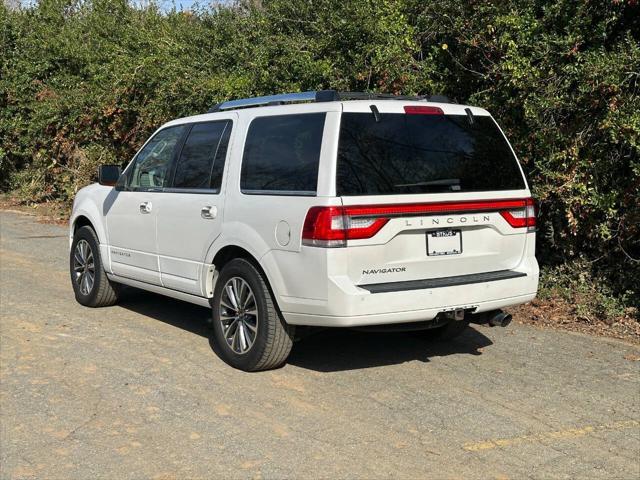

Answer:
[394,178,461,191]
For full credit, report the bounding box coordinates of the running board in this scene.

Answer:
[106,273,211,308]
[360,270,527,294]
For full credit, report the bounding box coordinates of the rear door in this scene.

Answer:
[154,117,235,296]
[336,102,533,288]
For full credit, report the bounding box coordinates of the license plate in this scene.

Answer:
[427,229,462,256]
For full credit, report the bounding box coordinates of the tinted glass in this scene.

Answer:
[173,121,231,190]
[129,125,187,189]
[336,113,526,195]
[241,113,326,194]
[210,123,232,191]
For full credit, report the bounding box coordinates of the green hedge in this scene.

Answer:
[1,0,638,313]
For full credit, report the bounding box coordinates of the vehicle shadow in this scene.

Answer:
[117,288,212,338]
[117,288,494,372]
[288,327,493,372]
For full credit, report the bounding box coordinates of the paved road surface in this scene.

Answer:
[1,210,639,479]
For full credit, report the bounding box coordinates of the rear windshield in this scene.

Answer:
[336,113,526,195]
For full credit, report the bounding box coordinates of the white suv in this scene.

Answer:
[69,90,538,371]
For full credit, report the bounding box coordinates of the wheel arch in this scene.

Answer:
[73,215,94,233]
[207,244,286,312]
[70,206,108,246]
[212,245,258,270]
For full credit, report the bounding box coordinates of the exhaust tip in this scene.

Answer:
[489,311,512,328]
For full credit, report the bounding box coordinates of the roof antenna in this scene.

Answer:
[370,104,382,123]
[464,107,474,125]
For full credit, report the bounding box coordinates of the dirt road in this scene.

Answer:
[1,210,639,479]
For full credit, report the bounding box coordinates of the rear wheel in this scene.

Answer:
[211,258,294,372]
[70,226,120,307]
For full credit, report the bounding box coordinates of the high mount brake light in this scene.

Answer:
[403,106,444,115]
[302,198,537,247]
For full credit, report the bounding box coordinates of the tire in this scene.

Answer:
[70,225,120,307]
[422,319,470,341]
[211,258,294,372]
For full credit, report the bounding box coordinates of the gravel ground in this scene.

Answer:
[1,210,639,479]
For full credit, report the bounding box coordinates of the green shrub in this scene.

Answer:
[1,0,638,316]
[539,260,637,322]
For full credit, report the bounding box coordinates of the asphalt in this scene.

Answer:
[1,210,639,480]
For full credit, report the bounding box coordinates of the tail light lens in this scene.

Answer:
[302,198,537,247]
[499,198,537,230]
[302,206,389,247]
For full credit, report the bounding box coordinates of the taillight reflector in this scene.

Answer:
[302,198,537,247]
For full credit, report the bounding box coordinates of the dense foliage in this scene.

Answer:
[1,0,638,314]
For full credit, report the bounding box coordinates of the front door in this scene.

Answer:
[155,118,235,296]
[106,124,188,285]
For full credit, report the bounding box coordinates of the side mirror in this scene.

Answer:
[97,165,121,187]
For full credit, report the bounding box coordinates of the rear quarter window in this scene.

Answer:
[336,113,526,195]
[241,113,326,195]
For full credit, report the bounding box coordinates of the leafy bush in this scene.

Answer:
[1,0,638,315]
[539,260,637,322]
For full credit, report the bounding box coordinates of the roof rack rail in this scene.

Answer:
[208,91,337,113]
[336,92,424,101]
[207,90,451,113]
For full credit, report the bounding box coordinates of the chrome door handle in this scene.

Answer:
[139,202,152,214]
[201,205,217,219]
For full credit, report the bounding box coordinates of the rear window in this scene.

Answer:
[172,120,231,191]
[241,113,326,195]
[336,113,526,196]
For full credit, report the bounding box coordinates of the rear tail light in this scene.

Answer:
[302,206,389,247]
[302,198,537,247]
[499,198,537,230]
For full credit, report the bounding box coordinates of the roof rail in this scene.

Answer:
[208,90,339,113]
[335,92,424,101]
[207,90,451,113]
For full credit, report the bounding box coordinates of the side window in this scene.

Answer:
[172,120,232,191]
[128,125,187,190]
[240,113,326,194]
[210,124,232,191]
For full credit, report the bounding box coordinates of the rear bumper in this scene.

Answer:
[359,269,526,293]
[283,292,536,327]
[280,257,539,327]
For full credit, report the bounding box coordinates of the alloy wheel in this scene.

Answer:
[73,239,95,295]
[219,277,258,354]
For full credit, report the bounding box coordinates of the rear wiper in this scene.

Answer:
[370,104,382,123]
[465,107,475,125]
[394,179,461,191]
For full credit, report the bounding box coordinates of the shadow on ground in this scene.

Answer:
[117,287,493,372]
[117,287,212,337]
[288,327,492,372]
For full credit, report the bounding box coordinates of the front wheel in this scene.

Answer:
[211,258,294,372]
[70,226,120,307]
